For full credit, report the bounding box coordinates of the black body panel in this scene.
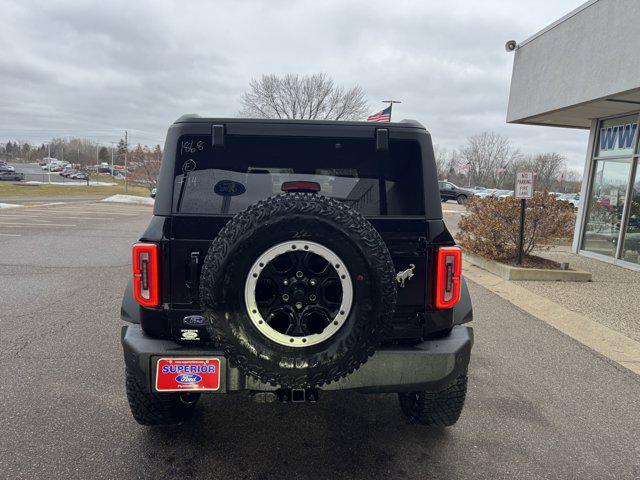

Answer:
[124,116,472,347]
[122,324,473,394]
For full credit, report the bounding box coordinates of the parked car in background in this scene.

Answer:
[558,193,580,208]
[43,159,68,171]
[0,164,16,172]
[0,171,24,181]
[468,186,487,195]
[475,188,496,198]
[71,172,89,180]
[438,181,473,204]
[496,190,514,198]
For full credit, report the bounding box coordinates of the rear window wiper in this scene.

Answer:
[175,172,190,212]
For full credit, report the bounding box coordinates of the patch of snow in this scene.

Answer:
[0,203,24,209]
[101,195,154,206]
[24,181,117,186]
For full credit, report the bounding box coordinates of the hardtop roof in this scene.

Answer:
[173,114,426,130]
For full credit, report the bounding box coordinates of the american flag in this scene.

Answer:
[367,105,392,122]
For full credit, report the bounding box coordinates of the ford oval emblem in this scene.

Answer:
[183,315,205,326]
[176,374,202,384]
[214,180,246,197]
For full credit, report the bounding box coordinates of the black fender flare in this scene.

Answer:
[121,279,140,323]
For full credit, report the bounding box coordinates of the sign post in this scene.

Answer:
[515,172,534,265]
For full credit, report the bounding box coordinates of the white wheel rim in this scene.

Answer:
[244,240,353,348]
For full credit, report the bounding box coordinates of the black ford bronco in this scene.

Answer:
[121,116,473,426]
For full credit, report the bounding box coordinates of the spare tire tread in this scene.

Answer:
[200,193,397,387]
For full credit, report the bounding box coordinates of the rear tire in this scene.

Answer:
[125,368,199,426]
[441,198,448,203]
[456,194,467,204]
[398,373,468,427]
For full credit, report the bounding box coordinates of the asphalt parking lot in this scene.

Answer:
[1,202,639,480]
[10,163,63,183]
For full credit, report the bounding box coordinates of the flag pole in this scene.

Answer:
[382,100,401,121]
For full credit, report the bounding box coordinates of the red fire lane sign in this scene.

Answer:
[515,172,534,199]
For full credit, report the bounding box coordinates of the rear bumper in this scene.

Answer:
[122,324,473,394]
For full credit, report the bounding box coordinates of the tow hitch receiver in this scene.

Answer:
[251,388,319,403]
[279,388,319,402]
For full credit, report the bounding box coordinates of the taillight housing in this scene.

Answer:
[435,246,462,309]
[281,181,321,192]
[132,242,161,307]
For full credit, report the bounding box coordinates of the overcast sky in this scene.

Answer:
[0,0,589,168]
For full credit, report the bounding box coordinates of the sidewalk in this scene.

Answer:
[515,247,640,343]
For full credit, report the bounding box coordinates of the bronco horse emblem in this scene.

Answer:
[395,264,415,288]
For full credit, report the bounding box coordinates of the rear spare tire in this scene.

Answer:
[200,193,397,388]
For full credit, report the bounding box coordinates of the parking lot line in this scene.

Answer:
[40,205,147,213]
[0,214,112,220]
[0,233,21,236]
[19,208,140,216]
[0,222,77,227]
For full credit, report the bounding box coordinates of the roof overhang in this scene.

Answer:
[507,0,640,129]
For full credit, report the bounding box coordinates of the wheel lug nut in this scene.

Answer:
[282,294,290,301]
[283,279,289,286]
[296,271,304,279]
[295,302,303,310]
[309,294,317,301]
[309,279,316,286]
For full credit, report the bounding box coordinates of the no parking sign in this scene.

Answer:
[515,172,534,199]
[515,171,535,265]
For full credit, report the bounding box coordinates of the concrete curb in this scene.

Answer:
[463,260,640,376]
[466,253,592,282]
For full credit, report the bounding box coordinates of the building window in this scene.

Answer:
[621,166,640,264]
[581,114,638,262]
[582,159,632,257]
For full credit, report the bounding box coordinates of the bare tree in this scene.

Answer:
[461,132,521,188]
[433,145,449,180]
[433,145,463,181]
[526,153,566,192]
[239,73,369,120]
[558,168,582,193]
[504,152,567,192]
[129,144,161,191]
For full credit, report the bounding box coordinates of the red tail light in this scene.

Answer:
[281,181,321,192]
[132,242,160,307]
[435,246,462,309]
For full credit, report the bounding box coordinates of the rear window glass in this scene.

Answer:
[172,135,424,216]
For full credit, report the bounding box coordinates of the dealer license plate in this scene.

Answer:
[155,357,222,392]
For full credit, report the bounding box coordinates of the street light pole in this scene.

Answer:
[124,130,128,193]
[110,143,115,176]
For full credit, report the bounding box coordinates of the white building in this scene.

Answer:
[507,0,640,270]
